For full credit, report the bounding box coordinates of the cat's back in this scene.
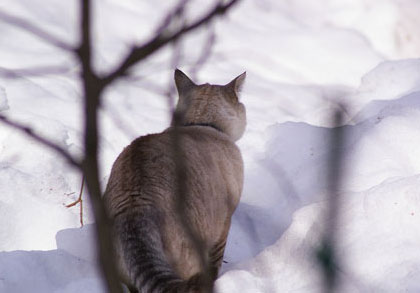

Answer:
[105,125,243,217]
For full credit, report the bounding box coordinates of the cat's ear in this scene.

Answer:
[226,71,246,97]
[174,69,196,94]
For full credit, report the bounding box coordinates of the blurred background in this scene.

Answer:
[1,0,420,292]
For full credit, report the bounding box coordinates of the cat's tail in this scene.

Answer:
[114,210,201,293]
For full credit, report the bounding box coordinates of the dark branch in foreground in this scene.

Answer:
[0,114,81,168]
[76,0,122,292]
[101,0,240,86]
[0,65,72,78]
[165,27,216,292]
[317,110,346,293]
[154,0,189,36]
[171,105,213,292]
[0,0,243,291]
[0,9,74,51]
[189,25,216,79]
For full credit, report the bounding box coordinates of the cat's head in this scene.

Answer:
[173,69,246,141]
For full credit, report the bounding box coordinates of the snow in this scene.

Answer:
[0,240,104,293]
[1,0,420,292]
[218,175,420,292]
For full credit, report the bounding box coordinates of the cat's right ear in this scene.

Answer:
[174,69,196,95]
[225,71,246,97]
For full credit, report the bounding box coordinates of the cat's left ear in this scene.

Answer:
[174,69,196,95]
[226,72,246,97]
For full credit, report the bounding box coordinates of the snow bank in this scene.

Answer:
[217,175,420,292]
[1,0,420,292]
[0,248,104,293]
[223,57,420,268]
[0,225,103,292]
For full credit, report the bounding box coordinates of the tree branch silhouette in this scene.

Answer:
[0,0,243,291]
[0,65,72,79]
[101,0,240,86]
[0,9,74,51]
[75,0,122,291]
[0,114,81,168]
[317,109,346,293]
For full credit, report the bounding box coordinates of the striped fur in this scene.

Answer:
[104,70,246,292]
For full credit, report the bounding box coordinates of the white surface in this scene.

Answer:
[1,0,420,292]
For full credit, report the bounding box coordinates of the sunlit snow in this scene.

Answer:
[1,0,420,292]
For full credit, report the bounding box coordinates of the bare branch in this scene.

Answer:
[0,65,72,79]
[171,112,214,293]
[165,41,214,291]
[189,24,216,79]
[76,0,122,292]
[317,109,347,293]
[154,0,189,36]
[102,0,241,86]
[124,75,169,96]
[0,9,74,51]
[0,114,81,168]
[66,174,85,227]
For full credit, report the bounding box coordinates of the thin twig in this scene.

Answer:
[123,75,169,96]
[101,0,241,86]
[0,65,73,79]
[0,9,74,51]
[154,0,189,36]
[66,174,85,227]
[189,24,216,79]
[0,114,81,168]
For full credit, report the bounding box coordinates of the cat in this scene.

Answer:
[103,69,246,292]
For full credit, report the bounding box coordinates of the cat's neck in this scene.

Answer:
[183,122,223,133]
